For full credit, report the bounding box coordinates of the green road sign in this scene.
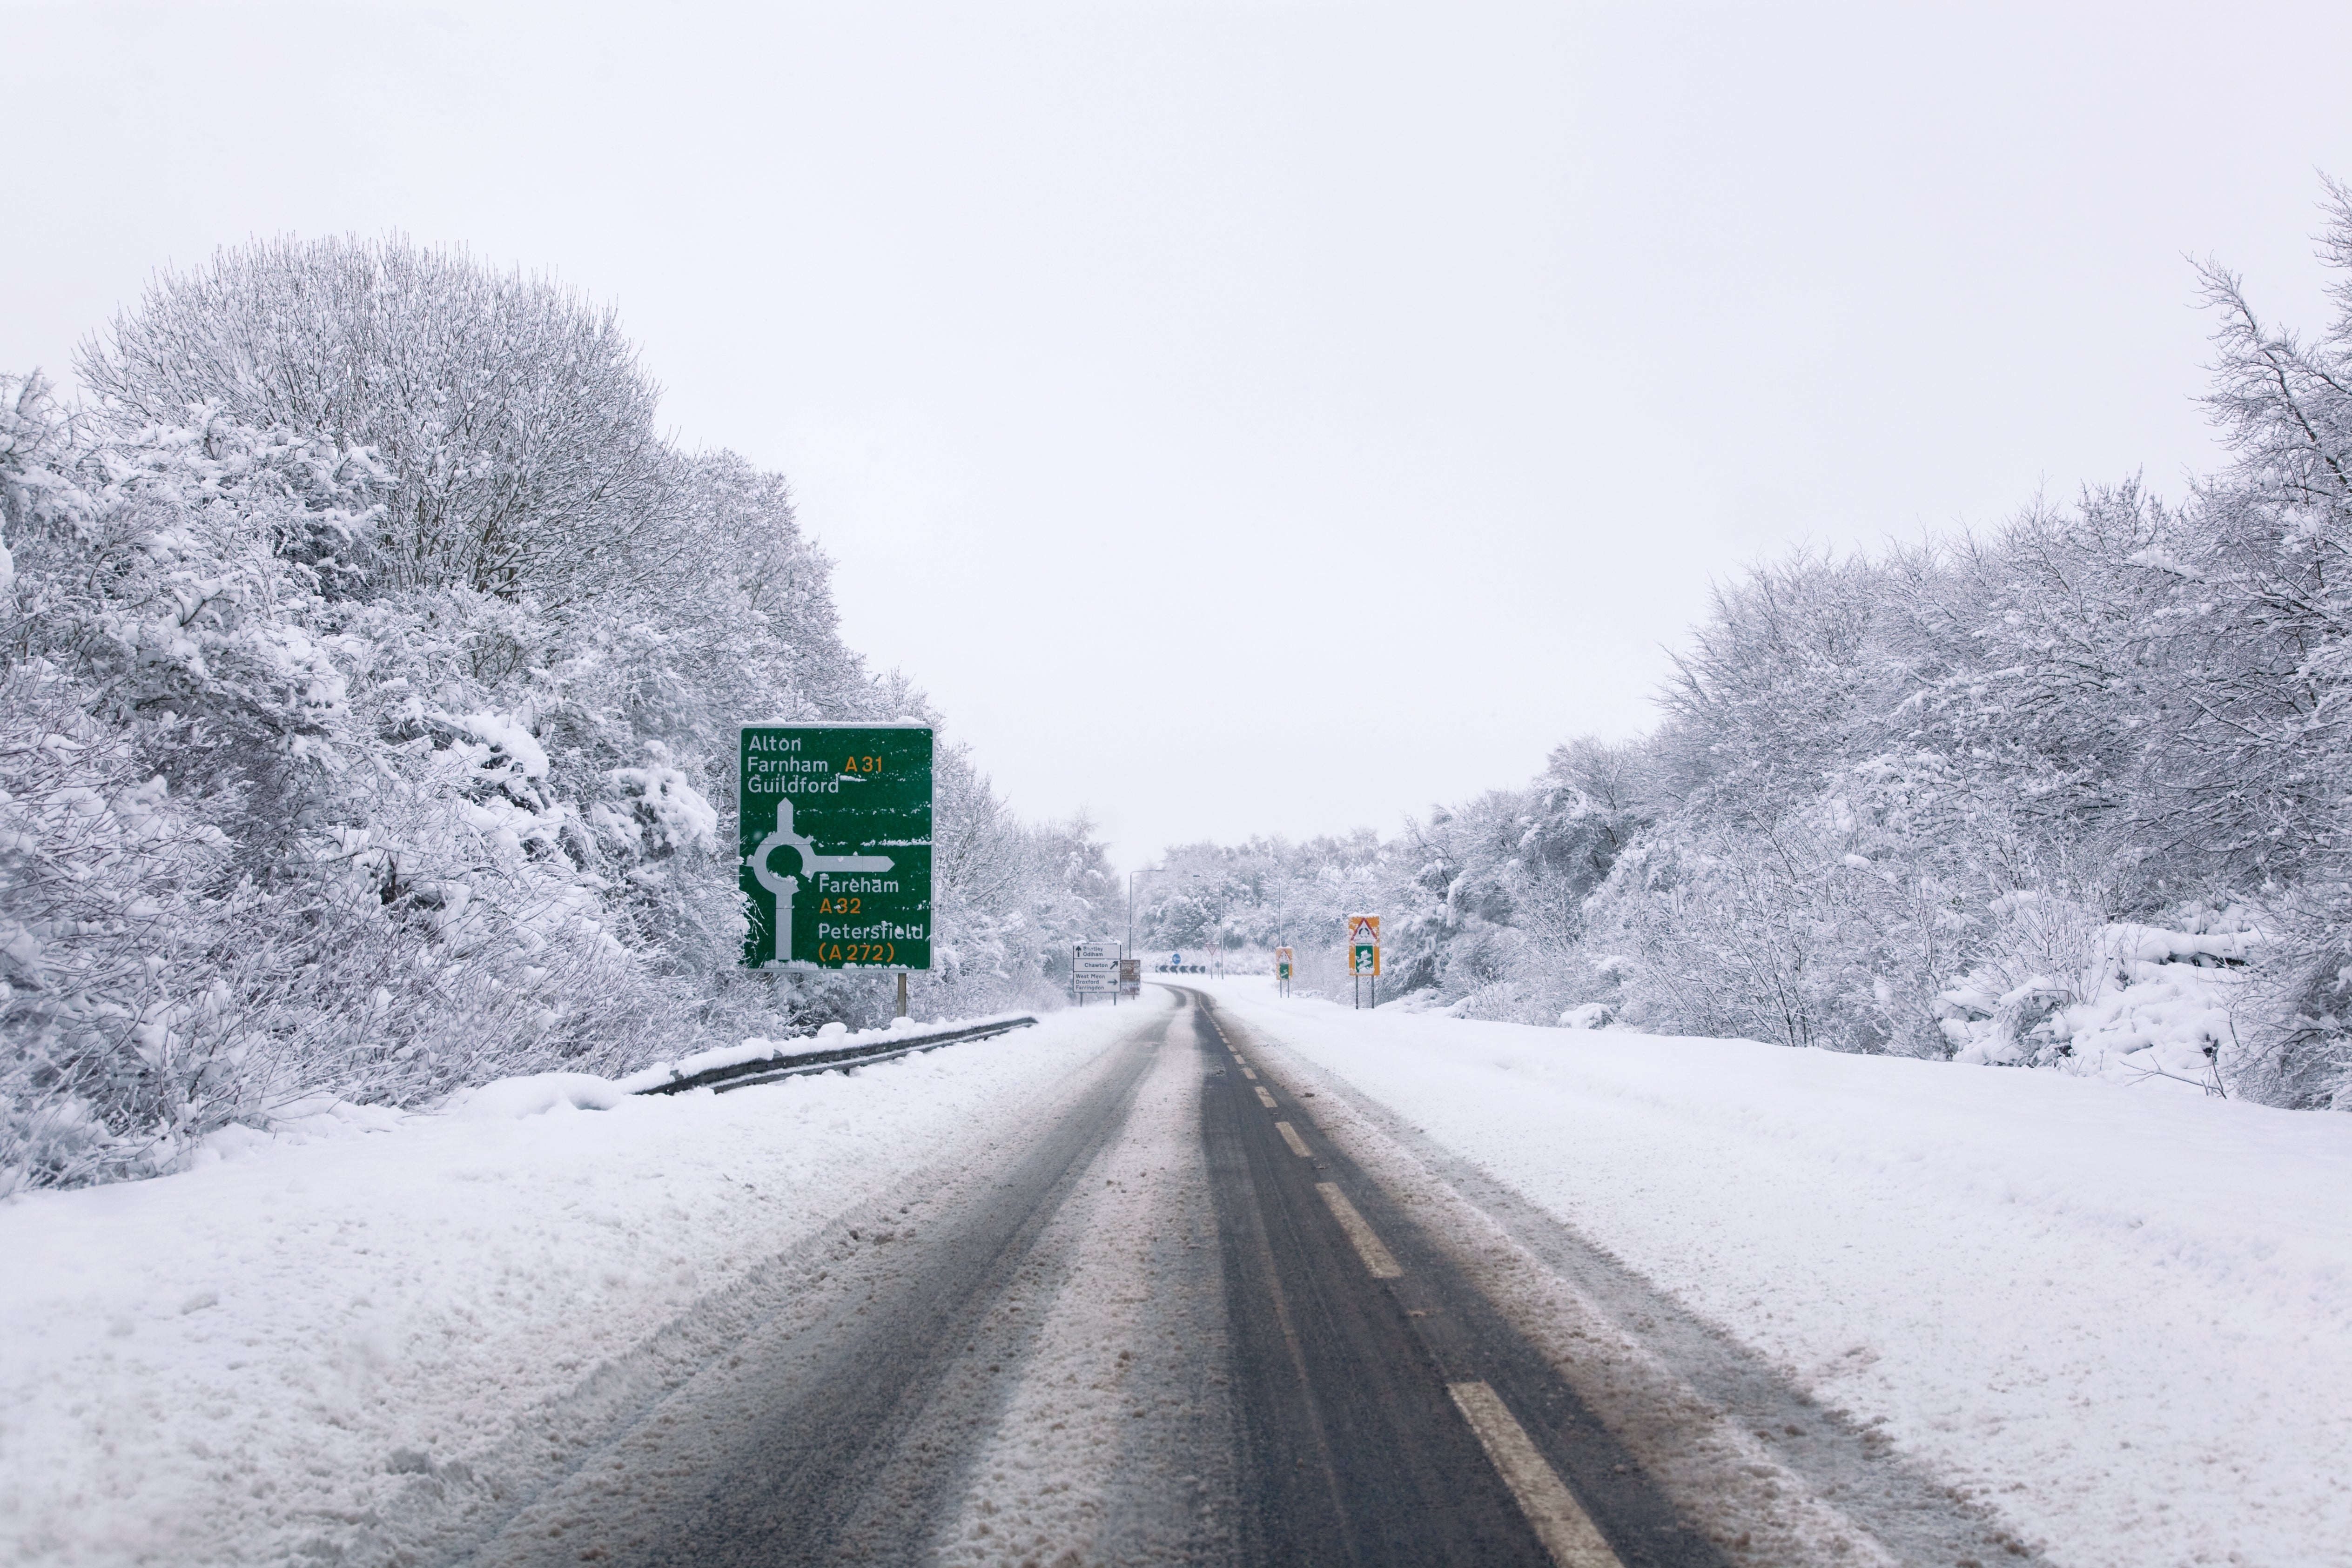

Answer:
[738,722,933,970]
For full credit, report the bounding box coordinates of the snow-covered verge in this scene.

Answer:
[1201,978,2352,1568]
[0,1006,1142,1567]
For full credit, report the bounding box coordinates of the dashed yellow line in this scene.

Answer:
[1316,1182,1402,1278]
[1216,996,1620,1567]
[1447,1381,1622,1567]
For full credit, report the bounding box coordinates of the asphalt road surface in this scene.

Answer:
[427,988,2035,1568]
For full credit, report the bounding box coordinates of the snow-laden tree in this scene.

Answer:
[2177,178,2352,1104]
[4,240,1106,1192]
[0,371,682,1189]
[78,234,669,607]
[1136,180,2352,1106]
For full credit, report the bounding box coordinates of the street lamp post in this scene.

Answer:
[1128,867,1161,960]
[1188,871,1228,978]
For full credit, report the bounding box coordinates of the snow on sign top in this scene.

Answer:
[1346,914,1380,944]
[739,722,934,971]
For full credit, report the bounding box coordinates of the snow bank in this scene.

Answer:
[0,1005,1143,1566]
[1203,978,2352,1568]
[1935,907,2264,1088]
[447,1072,635,1119]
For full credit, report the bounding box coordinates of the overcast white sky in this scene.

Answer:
[8,2,2352,867]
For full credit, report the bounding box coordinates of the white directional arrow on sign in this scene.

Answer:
[743,798,895,952]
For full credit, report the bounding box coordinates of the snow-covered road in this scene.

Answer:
[0,1003,1157,1565]
[7,981,2347,1566]
[457,999,1231,1566]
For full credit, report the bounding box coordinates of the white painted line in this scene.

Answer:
[1254,1086,1278,1109]
[1276,1121,1311,1158]
[1447,1381,1622,1568]
[1316,1182,1403,1278]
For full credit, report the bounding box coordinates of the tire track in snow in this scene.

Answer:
[448,1005,1173,1567]
[933,1008,1239,1566]
[1210,992,2045,1568]
[1199,988,1692,1567]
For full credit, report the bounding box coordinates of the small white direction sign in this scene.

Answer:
[1073,942,1120,994]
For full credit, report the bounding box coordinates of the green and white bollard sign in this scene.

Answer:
[738,722,933,971]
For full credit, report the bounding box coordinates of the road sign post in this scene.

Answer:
[1275,945,1294,998]
[1073,941,1119,1005]
[738,724,934,1005]
[1346,915,1381,1009]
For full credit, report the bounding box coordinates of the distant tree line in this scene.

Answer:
[0,234,1116,1191]
[1142,181,2352,1111]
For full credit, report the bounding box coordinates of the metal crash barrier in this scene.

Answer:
[633,1015,1040,1097]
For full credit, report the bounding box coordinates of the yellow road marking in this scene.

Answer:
[1316,1182,1402,1278]
[1275,1121,1311,1157]
[1241,1066,1257,1080]
[1254,1086,1278,1109]
[1446,1381,1621,1568]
